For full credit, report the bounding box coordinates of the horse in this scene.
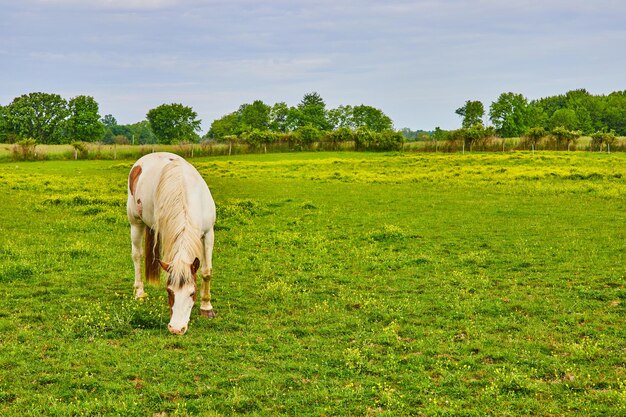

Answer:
[126,152,216,335]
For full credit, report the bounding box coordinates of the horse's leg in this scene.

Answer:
[200,227,216,318]
[131,222,147,299]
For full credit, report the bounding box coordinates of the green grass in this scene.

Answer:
[0,151,625,415]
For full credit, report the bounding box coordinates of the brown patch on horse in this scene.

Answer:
[167,288,175,318]
[129,165,142,196]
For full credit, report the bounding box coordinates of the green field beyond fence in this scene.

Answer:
[0,152,625,415]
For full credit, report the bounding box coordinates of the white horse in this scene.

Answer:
[127,152,216,335]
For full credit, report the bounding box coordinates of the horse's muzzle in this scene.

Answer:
[168,324,188,335]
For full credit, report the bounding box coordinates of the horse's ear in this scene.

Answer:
[191,258,200,275]
[159,260,170,272]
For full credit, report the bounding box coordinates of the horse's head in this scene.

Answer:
[160,258,200,335]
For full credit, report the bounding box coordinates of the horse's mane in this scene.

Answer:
[154,159,203,287]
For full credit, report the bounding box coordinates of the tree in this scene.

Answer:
[0,105,8,142]
[238,100,271,132]
[603,92,626,135]
[127,121,156,145]
[4,92,69,143]
[295,92,330,130]
[548,108,578,131]
[489,92,530,138]
[328,105,354,130]
[432,127,448,142]
[455,100,485,128]
[208,112,240,140]
[269,102,290,133]
[102,114,117,128]
[352,105,393,132]
[146,103,201,144]
[66,95,105,142]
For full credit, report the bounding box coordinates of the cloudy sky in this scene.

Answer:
[2,0,626,132]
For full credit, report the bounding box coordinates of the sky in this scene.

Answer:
[2,0,626,133]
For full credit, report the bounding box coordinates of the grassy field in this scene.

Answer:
[0,151,625,415]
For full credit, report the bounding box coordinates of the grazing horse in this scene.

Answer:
[127,152,216,335]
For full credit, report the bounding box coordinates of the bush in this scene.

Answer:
[113,135,130,145]
[325,127,354,150]
[11,138,38,161]
[355,128,404,151]
[590,131,616,151]
[295,125,323,147]
[71,141,89,159]
[376,130,405,151]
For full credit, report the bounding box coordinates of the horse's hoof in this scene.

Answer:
[135,292,148,301]
[200,309,216,318]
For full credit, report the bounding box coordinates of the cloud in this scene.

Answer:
[29,0,180,10]
[2,0,626,130]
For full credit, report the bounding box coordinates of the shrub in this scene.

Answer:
[590,130,617,152]
[71,141,89,159]
[296,125,323,147]
[11,138,38,161]
[325,127,354,150]
[113,135,129,145]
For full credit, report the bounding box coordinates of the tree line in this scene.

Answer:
[0,92,404,152]
[434,89,626,151]
[206,92,403,151]
[2,88,625,153]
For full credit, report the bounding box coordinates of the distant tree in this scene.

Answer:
[209,112,240,140]
[352,105,393,132]
[563,89,595,134]
[489,92,530,138]
[0,105,8,142]
[432,127,448,142]
[102,114,117,128]
[525,102,549,130]
[455,100,485,128]
[269,102,290,133]
[147,103,201,144]
[66,95,105,142]
[127,121,155,145]
[4,92,69,143]
[238,100,271,132]
[548,108,578,131]
[295,92,330,130]
[328,105,354,129]
[603,91,626,135]
[399,127,417,141]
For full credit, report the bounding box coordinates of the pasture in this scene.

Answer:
[0,151,625,415]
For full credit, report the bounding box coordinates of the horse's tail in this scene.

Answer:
[144,227,161,285]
